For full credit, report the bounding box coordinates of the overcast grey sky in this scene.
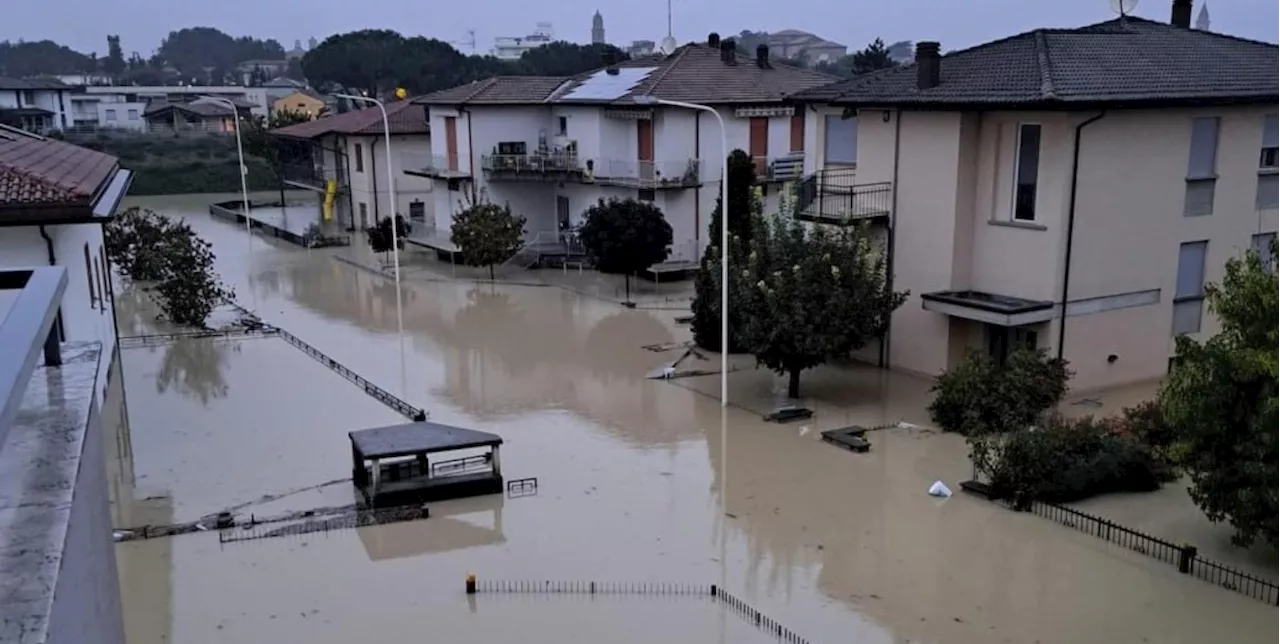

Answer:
[3,0,1275,57]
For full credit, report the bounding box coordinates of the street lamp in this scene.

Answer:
[334,94,401,289]
[634,96,730,407]
[201,96,251,237]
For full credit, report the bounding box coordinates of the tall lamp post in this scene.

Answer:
[201,96,251,237]
[334,93,401,289]
[635,96,729,407]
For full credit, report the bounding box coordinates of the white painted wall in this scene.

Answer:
[0,224,118,402]
[0,88,72,130]
[96,102,147,131]
[344,133,434,229]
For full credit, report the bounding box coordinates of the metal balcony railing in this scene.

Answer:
[402,151,470,179]
[0,267,67,445]
[751,153,806,183]
[593,158,701,189]
[280,161,345,191]
[481,153,584,176]
[793,167,891,224]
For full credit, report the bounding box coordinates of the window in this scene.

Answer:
[1252,233,1276,273]
[1172,241,1208,335]
[127,109,138,120]
[1256,174,1278,210]
[83,243,98,308]
[638,189,656,202]
[1261,114,1278,169]
[99,246,113,300]
[105,109,117,121]
[1012,123,1041,221]
[409,200,425,222]
[93,259,104,314]
[1184,117,1219,217]
[358,202,368,228]
[824,115,857,165]
[21,91,34,105]
[354,143,364,172]
[986,325,1038,365]
[557,116,568,136]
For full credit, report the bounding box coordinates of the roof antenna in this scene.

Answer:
[659,0,677,55]
[1109,0,1140,20]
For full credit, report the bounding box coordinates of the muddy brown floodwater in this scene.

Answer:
[106,193,1278,644]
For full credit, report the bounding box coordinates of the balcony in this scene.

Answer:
[481,153,587,182]
[592,159,701,190]
[281,160,347,193]
[793,167,891,225]
[402,151,471,180]
[753,153,806,184]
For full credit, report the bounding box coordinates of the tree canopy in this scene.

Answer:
[579,198,673,304]
[1159,242,1278,548]
[691,149,759,352]
[0,40,96,76]
[814,38,903,78]
[155,27,284,77]
[451,201,527,280]
[736,215,907,398]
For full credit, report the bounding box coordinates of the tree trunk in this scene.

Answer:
[489,263,495,281]
[787,368,802,399]
[624,274,631,305]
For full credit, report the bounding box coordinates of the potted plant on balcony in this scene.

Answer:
[681,159,700,186]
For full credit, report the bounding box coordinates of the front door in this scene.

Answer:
[556,195,571,231]
[986,325,1038,365]
[636,119,654,184]
[444,116,459,171]
[749,117,769,175]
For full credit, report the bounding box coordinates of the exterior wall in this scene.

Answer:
[0,224,118,401]
[344,133,434,229]
[273,92,325,118]
[0,88,72,130]
[83,86,270,118]
[96,102,147,131]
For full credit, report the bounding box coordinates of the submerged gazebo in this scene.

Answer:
[349,421,504,505]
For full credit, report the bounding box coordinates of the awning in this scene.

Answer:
[920,290,1055,327]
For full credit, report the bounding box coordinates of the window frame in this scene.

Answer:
[1256,173,1278,211]
[1172,240,1208,336]
[1261,113,1278,170]
[104,108,117,121]
[82,243,98,309]
[354,143,364,173]
[823,114,857,166]
[1011,122,1042,222]
[557,116,568,136]
[1251,232,1276,273]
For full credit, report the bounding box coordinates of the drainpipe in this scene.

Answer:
[694,111,701,257]
[879,108,903,368]
[370,138,380,222]
[37,225,66,342]
[461,106,477,203]
[1057,111,1106,361]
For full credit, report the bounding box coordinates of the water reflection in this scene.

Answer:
[358,496,505,561]
[155,336,238,405]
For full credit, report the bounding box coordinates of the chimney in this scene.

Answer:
[708,32,721,47]
[756,44,770,68]
[1170,0,1193,28]
[721,39,736,65]
[603,49,619,75]
[915,41,941,90]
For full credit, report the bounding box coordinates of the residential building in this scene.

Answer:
[0,125,134,401]
[764,30,847,65]
[787,1,1278,391]
[492,23,555,60]
[82,85,270,119]
[628,40,657,57]
[270,100,434,231]
[592,11,606,45]
[264,76,311,104]
[411,36,835,262]
[141,98,251,134]
[272,90,327,118]
[70,91,148,132]
[0,77,74,133]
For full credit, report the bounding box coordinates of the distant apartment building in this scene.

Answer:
[0,77,73,133]
[492,23,555,60]
[270,100,434,231]
[82,85,270,119]
[764,30,847,64]
[410,35,834,263]
[141,98,253,134]
[627,40,657,57]
[788,0,1278,391]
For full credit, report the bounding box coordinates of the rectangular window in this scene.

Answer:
[93,259,104,314]
[354,143,364,172]
[1012,123,1041,221]
[83,243,98,309]
[358,202,368,228]
[409,200,425,222]
[1252,232,1276,273]
[790,114,805,153]
[105,109,117,121]
[1185,179,1217,216]
[1172,241,1208,335]
[823,115,856,165]
[127,109,139,120]
[1261,114,1278,169]
[1256,174,1278,210]
[99,246,114,300]
[557,116,568,136]
[1187,117,1220,179]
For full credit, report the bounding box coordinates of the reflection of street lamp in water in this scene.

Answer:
[202,95,257,313]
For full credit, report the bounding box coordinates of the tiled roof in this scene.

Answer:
[270,100,429,139]
[792,18,1278,107]
[0,77,69,91]
[0,130,119,207]
[142,100,237,118]
[415,42,836,107]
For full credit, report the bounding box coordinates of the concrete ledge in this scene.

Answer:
[0,342,124,644]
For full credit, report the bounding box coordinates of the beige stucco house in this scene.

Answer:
[271,90,327,119]
[789,1,1278,391]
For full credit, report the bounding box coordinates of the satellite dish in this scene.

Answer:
[1109,0,1140,17]
[660,36,677,55]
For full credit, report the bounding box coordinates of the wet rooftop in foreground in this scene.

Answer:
[105,193,1279,644]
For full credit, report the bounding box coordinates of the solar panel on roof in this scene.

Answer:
[561,67,658,101]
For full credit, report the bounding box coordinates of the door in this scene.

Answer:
[444,116,459,171]
[749,117,769,176]
[789,114,805,153]
[636,119,654,185]
[556,195,571,231]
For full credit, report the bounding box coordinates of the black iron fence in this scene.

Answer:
[794,167,891,225]
[1028,500,1278,605]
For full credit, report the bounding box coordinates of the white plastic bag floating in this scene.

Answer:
[927,480,952,498]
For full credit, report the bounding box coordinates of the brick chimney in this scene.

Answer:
[916,41,941,90]
[1171,0,1193,28]
[756,44,770,68]
[708,32,721,47]
[721,39,737,65]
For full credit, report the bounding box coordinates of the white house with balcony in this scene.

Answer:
[788,1,1278,391]
[410,36,835,264]
[0,78,74,133]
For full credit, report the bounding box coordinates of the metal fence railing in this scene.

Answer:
[1028,500,1278,605]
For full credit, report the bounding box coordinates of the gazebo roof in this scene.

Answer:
[349,421,503,459]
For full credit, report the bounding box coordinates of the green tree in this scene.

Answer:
[366,216,409,256]
[578,197,673,305]
[0,40,95,76]
[104,35,126,76]
[242,109,313,205]
[929,348,1072,437]
[104,207,233,328]
[849,38,898,75]
[1159,242,1278,547]
[738,215,907,398]
[691,150,760,352]
[302,30,408,96]
[517,42,629,75]
[450,201,527,280]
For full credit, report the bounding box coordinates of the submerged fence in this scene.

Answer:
[467,580,808,643]
[1028,500,1278,605]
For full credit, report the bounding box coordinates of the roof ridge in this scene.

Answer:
[1033,30,1058,100]
[1058,16,1278,48]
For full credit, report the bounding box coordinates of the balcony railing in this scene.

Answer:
[752,153,806,183]
[280,160,346,192]
[793,167,891,225]
[593,158,701,190]
[481,153,586,181]
[402,151,471,179]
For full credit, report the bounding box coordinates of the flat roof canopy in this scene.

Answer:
[921,289,1056,327]
[349,421,503,460]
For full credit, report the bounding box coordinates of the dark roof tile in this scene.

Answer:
[270,100,429,139]
[0,130,120,207]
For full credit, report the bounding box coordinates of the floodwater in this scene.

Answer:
[107,192,1278,644]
